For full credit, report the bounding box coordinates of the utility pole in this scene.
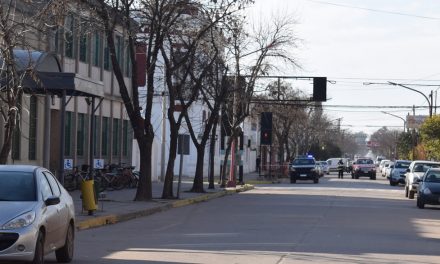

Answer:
[160,91,166,182]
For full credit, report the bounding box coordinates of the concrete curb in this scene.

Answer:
[76,184,254,231]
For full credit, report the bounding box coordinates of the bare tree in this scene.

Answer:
[0,1,67,163]
[220,13,300,186]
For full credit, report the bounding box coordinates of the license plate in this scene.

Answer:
[300,174,307,177]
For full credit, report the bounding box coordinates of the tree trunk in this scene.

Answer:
[208,117,218,189]
[162,119,179,199]
[220,135,233,188]
[191,145,206,193]
[0,117,15,164]
[134,137,153,201]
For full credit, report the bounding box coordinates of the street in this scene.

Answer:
[53,173,439,263]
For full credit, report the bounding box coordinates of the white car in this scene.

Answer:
[379,159,390,172]
[405,160,440,199]
[384,162,394,178]
[381,161,392,177]
[316,161,330,176]
[0,165,75,263]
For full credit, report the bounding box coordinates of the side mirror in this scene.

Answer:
[406,168,410,173]
[45,196,60,206]
[390,165,394,168]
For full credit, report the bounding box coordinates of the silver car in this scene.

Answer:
[0,165,75,263]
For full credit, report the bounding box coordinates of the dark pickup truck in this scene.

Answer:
[290,156,319,184]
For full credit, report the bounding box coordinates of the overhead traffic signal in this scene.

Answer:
[260,112,272,145]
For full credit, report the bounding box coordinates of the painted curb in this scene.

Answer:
[76,185,254,231]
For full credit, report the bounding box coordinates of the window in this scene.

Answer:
[39,173,53,201]
[94,116,100,156]
[49,28,59,53]
[43,171,61,197]
[102,117,109,156]
[11,125,21,160]
[104,40,110,70]
[0,172,36,201]
[116,35,122,69]
[28,96,37,160]
[77,113,85,156]
[94,33,102,67]
[65,111,72,156]
[112,118,120,156]
[64,15,75,58]
[123,120,129,156]
[79,34,88,62]
[125,44,131,77]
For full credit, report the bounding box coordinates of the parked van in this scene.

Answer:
[327,158,348,172]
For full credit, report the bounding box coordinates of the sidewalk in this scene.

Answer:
[73,172,261,231]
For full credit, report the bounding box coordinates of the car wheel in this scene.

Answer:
[405,186,409,197]
[32,231,44,264]
[313,178,319,184]
[390,181,397,186]
[56,223,74,263]
[355,174,359,179]
[408,190,415,199]
[417,198,425,209]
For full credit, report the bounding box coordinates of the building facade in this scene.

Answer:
[0,1,134,177]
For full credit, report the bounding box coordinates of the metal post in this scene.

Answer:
[161,92,166,182]
[43,95,51,169]
[177,135,183,199]
[89,97,95,179]
[58,89,67,185]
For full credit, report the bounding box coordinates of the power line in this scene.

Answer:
[305,0,440,20]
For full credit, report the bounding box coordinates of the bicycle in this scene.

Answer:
[93,166,123,191]
[112,165,138,190]
[64,167,88,191]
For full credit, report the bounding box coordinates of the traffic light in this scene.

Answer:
[261,129,272,145]
[260,112,272,145]
[313,77,327,102]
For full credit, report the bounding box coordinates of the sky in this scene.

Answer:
[246,0,440,136]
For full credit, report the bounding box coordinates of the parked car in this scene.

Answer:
[384,162,394,178]
[416,168,440,209]
[316,161,329,176]
[375,156,386,167]
[351,158,376,180]
[0,165,75,263]
[379,159,390,172]
[389,160,412,186]
[405,160,440,199]
[381,161,392,177]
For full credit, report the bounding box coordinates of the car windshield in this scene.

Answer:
[356,159,373,164]
[293,159,315,165]
[395,162,411,169]
[425,173,440,183]
[414,163,440,172]
[0,172,36,201]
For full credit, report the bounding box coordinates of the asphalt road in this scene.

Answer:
[48,172,440,263]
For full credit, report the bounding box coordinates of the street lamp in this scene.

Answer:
[381,111,407,132]
[388,82,433,117]
[364,82,433,117]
